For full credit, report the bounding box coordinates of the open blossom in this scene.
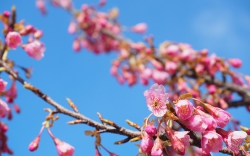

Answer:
[23,40,45,60]
[131,23,147,34]
[6,32,22,49]
[195,108,217,131]
[217,128,247,154]
[0,79,7,93]
[140,132,153,153]
[54,138,74,156]
[201,131,223,153]
[175,100,194,120]
[144,83,168,117]
[0,99,10,118]
[151,137,163,156]
[165,61,177,75]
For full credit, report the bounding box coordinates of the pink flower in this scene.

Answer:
[152,70,168,85]
[68,21,76,34]
[175,100,194,120]
[206,84,216,94]
[0,79,7,93]
[131,23,147,34]
[145,124,157,137]
[5,32,22,49]
[201,131,223,153]
[217,128,247,154]
[174,131,190,148]
[162,45,179,56]
[36,0,46,14]
[144,83,168,117]
[29,136,40,152]
[23,40,45,60]
[73,38,81,52]
[182,115,207,132]
[204,104,231,128]
[140,132,153,153]
[54,138,74,156]
[151,137,163,156]
[59,0,72,9]
[165,61,177,75]
[6,81,17,103]
[195,64,205,74]
[0,99,10,118]
[195,108,217,131]
[228,58,242,68]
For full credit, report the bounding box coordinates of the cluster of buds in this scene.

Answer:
[29,126,75,156]
[0,9,45,60]
[139,83,249,155]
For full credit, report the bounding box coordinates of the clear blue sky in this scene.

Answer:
[1,0,250,155]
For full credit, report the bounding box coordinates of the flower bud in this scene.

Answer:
[29,137,40,152]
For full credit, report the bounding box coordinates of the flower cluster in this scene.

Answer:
[0,9,45,60]
[140,83,248,155]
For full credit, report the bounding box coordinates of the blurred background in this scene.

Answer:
[1,0,250,155]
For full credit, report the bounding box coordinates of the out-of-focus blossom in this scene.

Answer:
[23,40,45,60]
[131,23,147,34]
[228,58,242,68]
[6,32,22,49]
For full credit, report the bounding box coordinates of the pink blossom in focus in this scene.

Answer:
[174,131,190,148]
[228,58,242,68]
[131,23,147,34]
[140,132,153,153]
[175,100,194,120]
[68,21,77,34]
[182,115,207,132]
[0,99,10,118]
[201,131,223,153]
[36,0,46,14]
[54,138,74,156]
[165,61,177,75]
[29,137,40,152]
[0,79,7,93]
[145,124,157,137]
[151,137,163,156]
[144,83,168,117]
[23,40,45,60]
[5,32,22,49]
[152,70,168,85]
[205,104,231,128]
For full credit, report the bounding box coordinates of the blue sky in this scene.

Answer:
[1,0,250,156]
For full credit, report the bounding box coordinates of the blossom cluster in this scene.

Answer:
[0,10,45,60]
[140,83,249,156]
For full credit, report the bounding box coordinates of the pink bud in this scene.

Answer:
[3,11,10,17]
[73,38,81,52]
[68,21,77,34]
[151,137,163,156]
[165,61,177,75]
[5,32,22,49]
[175,100,194,120]
[0,99,10,118]
[182,115,207,132]
[98,0,106,7]
[152,70,168,85]
[228,58,242,68]
[0,79,7,93]
[162,45,179,56]
[206,84,216,94]
[36,0,46,14]
[131,23,147,34]
[0,122,8,132]
[13,104,20,113]
[29,137,40,152]
[54,138,74,156]
[145,124,157,137]
[140,132,153,153]
[34,30,43,39]
[23,40,45,60]
[59,0,72,9]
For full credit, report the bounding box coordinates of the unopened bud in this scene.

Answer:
[29,137,40,152]
[14,104,20,113]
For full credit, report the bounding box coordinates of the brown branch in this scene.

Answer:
[0,61,140,138]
